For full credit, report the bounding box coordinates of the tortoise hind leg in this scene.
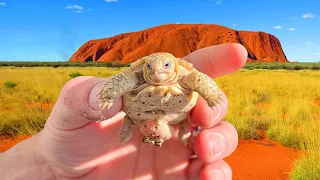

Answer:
[177,120,192,146]
[118,116,137,145]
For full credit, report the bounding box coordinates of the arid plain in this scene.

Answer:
[1,65,319,180]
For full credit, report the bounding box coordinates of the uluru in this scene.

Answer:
[69,24,289,63]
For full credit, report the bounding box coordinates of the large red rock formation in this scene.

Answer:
[69,24,289,63]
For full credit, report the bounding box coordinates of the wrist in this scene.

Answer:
[0,131,55,179]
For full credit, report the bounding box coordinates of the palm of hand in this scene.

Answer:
[40,117,199,179]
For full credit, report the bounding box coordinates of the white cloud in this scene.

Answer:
[0,2,5,6]
[304,42,314,46]
[302,13,316,19]
[216,0,222,4]
[232,23,236,26]
[105,0,118,2]
[273,26,282,29]
[65,4,83,12]
[288,28,296,31]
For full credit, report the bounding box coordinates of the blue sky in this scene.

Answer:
[0,0,319,62]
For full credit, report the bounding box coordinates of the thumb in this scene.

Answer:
[47,76,122,130]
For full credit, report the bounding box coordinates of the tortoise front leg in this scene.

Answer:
[98,70,140,109]
[180,70,222,107]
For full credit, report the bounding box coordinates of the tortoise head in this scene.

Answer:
[142,52,179,85]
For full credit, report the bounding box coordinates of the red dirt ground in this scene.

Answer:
[225,136,301,180]
[0,135,301,180]
[0,136,30,152]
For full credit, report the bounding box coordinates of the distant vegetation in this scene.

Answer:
[0,61,319,70]
[243,62,320,70]
[0,61,130,68]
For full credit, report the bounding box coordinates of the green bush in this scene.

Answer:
[268,65,279,70]
[286,66,294,70]
[279,64,287,69]
[4,81,17,88]
[310,65,320,70]
[69,72,84,78]
[293,65,303,70]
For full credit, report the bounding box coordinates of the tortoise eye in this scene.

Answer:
[147,64,151,68]
[164,62,170,67]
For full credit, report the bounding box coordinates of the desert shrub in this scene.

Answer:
[293,65,303,70]
[279,64,287,69]
[310,65,320,70]
[243,65,252,69]
[252,90,272,103]
[237,125,261,140]
[4,81,17,88]
[261,65,268,69]
[61,63,70,67]
[268,65,279,70]
[69,72,84,78]
[286,66,294,70]
[14,64,23,67]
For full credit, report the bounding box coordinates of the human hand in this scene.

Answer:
[31,43,247,180]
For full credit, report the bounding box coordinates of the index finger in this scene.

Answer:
[182,43,247,128]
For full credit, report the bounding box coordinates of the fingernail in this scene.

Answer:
[207,133,226,159]
[88,80,107,110]
[211,103,222,121]
[211,170,225,180]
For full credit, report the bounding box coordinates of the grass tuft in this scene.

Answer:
[3,81,17,88]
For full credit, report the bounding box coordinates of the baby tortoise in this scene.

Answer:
[98,52,222,147]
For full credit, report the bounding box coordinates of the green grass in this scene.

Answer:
[214,69,320,180]
[0,67,319,179]
[0,67,125,136]
[0,61,129,68]
[243,62,320,70]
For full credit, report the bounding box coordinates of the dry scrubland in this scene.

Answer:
[0,66,319,179]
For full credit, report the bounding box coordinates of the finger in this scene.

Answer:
[182,43,247,78]
[47,76,122,130]
[193,121,238,164]
[190,88,228,128]
[200,160,232,180]
[187,157,204,179]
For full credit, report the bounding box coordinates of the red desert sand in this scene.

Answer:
[0,133,301,180]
